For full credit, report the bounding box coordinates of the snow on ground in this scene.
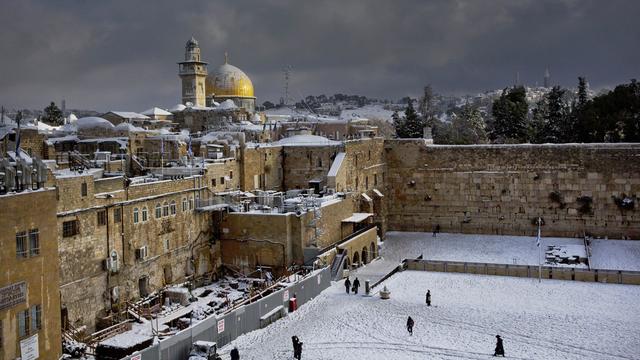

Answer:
[221,270,640,360]
[339,104,395,122]
[383,232,640,270]
[590,239,640,271]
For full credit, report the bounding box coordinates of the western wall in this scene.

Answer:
[384,140,640,239]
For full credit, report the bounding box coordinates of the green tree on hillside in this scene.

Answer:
[488,86,529,143]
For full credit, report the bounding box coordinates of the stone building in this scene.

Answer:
[0,189,62,359]
[55,171,220,332]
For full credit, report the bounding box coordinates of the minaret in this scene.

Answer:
[544,67,550,88]
[178,37,208,107]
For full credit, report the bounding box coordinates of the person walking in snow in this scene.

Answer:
[230,347,240,360]
[493,335,505,357]
[353,277,361,294]
[292,335,303,359]
[406,316,415,336]
[425,290,431,306]
[344,277,351,294]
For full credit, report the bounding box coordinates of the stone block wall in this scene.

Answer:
[0,189,62,359]
[385,141,640,238]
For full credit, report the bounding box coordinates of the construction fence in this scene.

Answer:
[404,259,640,285]
[123,267,331,360]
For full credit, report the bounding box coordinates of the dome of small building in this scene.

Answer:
[186,36,199,48]
[206,60,254,98]
[76,116,115,130]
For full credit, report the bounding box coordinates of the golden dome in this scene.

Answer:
[206,58,254,98]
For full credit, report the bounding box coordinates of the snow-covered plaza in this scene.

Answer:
[219,232,640,359]
[221,270,640,359]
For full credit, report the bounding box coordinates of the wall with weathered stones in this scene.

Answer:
[283,145,340,190]
[241,145,283,191]
[385,141,640,239]
[57,175,218,332]
[0,189,62,359]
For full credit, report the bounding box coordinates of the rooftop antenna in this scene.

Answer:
[515,71,520,87]
[281,65,292,106]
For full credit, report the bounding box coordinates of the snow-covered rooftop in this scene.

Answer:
[168,104,187,112]
[274,134,341,147]
[142,107,173,116]
[217,99,238,111]
[107,111,149,120]
[76,116,115,130]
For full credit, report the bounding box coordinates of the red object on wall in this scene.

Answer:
[288,298,298,312]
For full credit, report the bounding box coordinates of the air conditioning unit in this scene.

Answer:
[135,246,148,261]
[102,256,120,273]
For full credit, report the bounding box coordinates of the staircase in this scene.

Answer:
[330,250,348,280]
[68,151,95,170]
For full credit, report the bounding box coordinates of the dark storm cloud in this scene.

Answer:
[0,0,638,111]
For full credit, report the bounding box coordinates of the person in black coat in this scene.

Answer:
[493,335,505,357]
[353,277,361,294]
[406,316,415,336]
[230,347,240,360]
[344,277,351,294]
[292,335,303,359]
[425,290,431,306]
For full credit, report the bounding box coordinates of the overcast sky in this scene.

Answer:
[0,0,638,112]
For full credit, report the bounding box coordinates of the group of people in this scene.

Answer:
[404,289,505,357]
[344,277,361,294]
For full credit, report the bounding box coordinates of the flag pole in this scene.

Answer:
[537,217,542,283]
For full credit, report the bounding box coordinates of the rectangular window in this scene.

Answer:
[229,171,233,179]
[189,197,194,210]
[18,309,29,337]
[29,229,40,257]
[133,208,139,224]
[114,208,122,223]
[31,305,42,333]
[16,231,28,258]
[374,174,378,186]
[62,220,79,237]
[81,183,87,197]
[182,198,188,211]
[97,210,107,226]
[220,177,225,185]
[212,178,216,187]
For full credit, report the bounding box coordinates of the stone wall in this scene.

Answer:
[283,145,340,190]
[57,175,218,332]
[0,189,62,359]
[385,141,640,238]
[241,145,283,191]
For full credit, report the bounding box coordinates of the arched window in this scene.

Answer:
[133,208,139,224]
[142,207,148,222]
[170,201,177,215]
[162,202,169,217]
[182,198,188,211]
[155,203,162,218]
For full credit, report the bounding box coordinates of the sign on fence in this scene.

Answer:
[283,289,289,302]
[217,319,225,333]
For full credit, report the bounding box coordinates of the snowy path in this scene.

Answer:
[220,271,640,359]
